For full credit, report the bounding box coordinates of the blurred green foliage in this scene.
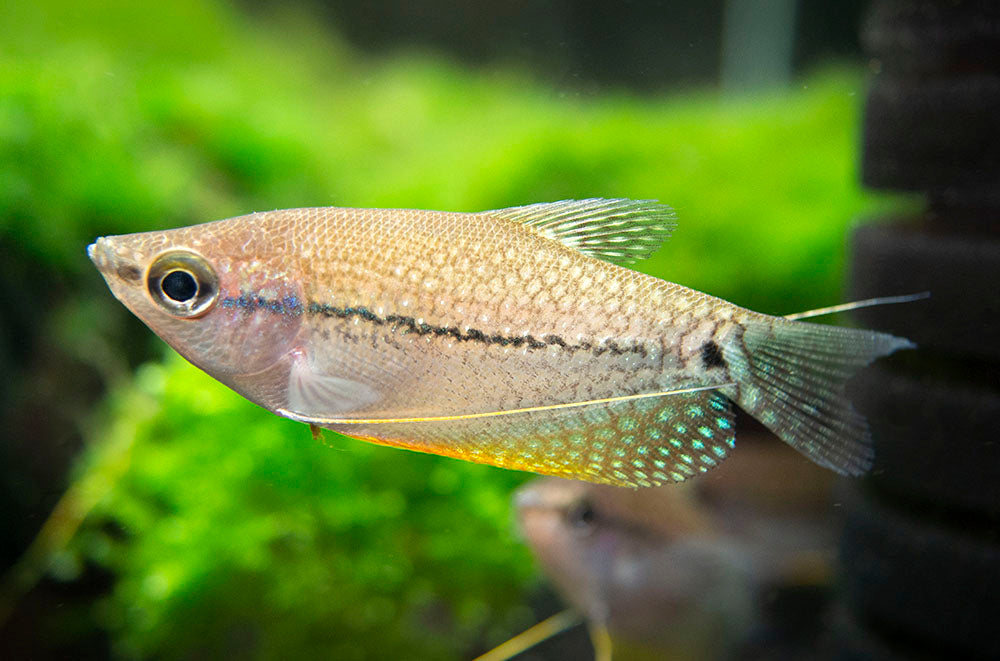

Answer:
[2,0,901,312]
[0,0,910,658]
[71,356,536,659]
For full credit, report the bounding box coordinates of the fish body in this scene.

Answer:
[88,199,911,486]
[514,441,837,660]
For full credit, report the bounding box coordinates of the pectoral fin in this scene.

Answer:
[287,354,381,417]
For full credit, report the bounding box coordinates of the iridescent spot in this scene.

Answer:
[709,397,727,411]
[636,446,648,455]
[657,447,671,457]
[654,460,666,469]
[669,438,683,449]
[712,446,727,458]
[620,435,635,446]
[688,405,704,417]
[593,441,606,451]
[670,471,685,481]
[613,470,629,482]
[692,439,705,450]
[613,448,626,458]
[656,407,676,423]
[680,453,693,464]
[726,436,736,449]
[633,470,648,481]
[698,426,714,439]
[569,433,586,445]
[675,423,687,434]
[618,417,638,432]
[612,460,624,469]
[589,453,603,463]
[678,463,696,476]
[700,454,716,466]
[653,471,670,481]
[632,459,645,469]
[698,466,708,473]
[716,417,732,430]
[646,428,662,441]
[596,428,615,441]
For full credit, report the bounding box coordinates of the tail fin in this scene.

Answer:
[723,317,914,475]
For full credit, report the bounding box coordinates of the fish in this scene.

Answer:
[512,439,837,660]
[87,199,913,487]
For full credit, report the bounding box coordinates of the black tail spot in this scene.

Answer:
[701,341,726,368]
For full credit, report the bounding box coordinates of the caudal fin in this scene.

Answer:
[723,317,914,475]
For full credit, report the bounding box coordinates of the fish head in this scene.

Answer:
[516,477,759,652]
[515,477,712,568]
[515,478,613,622]
[513,478,714,622]
[88,214,305,381]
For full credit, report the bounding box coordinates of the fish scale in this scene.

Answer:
[264,205,712,424]
[295,207,679,343]
[88,198,913,486]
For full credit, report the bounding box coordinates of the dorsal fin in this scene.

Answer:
[487,198,676,265]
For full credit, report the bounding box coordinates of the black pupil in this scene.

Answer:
[161,270,198,302]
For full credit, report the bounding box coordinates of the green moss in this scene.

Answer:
[76,356,536,659]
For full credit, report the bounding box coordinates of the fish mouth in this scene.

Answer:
[88,237,144,284]
[513,484,547,511]
[87,237,111,272]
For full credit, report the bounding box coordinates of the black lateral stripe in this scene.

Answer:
[300,301,648,357]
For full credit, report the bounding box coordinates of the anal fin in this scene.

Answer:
[314,390,736,488]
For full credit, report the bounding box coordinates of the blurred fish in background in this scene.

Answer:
[514,432,837,660]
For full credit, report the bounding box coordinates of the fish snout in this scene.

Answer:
[87,237,143,284]
[87,238,109,270]
[87,236,121,273]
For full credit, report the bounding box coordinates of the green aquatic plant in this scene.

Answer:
[69,355,537,659]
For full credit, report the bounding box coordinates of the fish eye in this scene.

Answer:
[147,250,219,318]
[566,500,597,531]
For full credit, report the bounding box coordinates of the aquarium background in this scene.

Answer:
[0,0,912,658]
